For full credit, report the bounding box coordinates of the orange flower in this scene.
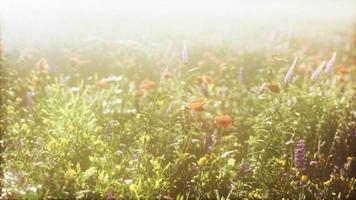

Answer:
[197,60,207,68]
[35,58,49,74]
[96,79,109,89]
[335,65,351,76]
[133,89,145,97]
[214,115,233,128]
[19,48,38,60]
[178,62,187,69]
[161,67,172,79]
[139,79,156,90]
[32,79,38,88]
[187,99,206,111]
[196,75,215,86]
[266,83,280,93]
[69,57,91,68]
[296,63,312,75]
[219,62,227,73]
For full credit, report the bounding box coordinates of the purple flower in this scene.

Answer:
[324,52,337,73]
[26,92,34,108]
[104,120,117,138]
[105,190,115,200]
[311,61,326,81]
[294,139,307,171]
[240,160,251,173]
[49,65,59,74]
[284,57,298,84]
[16,138,25,149]
[182,41,188,63]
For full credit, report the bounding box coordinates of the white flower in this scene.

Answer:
[70,87,80,92]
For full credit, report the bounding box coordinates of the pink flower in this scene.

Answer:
[325,52,337,73]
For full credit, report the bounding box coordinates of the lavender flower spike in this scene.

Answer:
[26,92,34,108]
[311,61,326,81]
[182,41,188,63]
[325,51,337,73]
[294,139,307,171]
[284,57,298,84]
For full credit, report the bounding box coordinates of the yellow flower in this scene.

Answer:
[198,157,208,166]
[47,140,60,152]
[324,179,332,186]
[276,159,286,167]
[65,168,77,179]
[347,156,353,162]
[301,175,308,183]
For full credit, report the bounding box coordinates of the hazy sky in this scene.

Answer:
[2,0,355,18]
[1,0,355,46]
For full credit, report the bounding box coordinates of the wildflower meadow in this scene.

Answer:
[0,1,356,199]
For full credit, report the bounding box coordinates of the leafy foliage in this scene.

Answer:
[0,32,355,199]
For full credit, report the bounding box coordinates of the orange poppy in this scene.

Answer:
[19,48,38,60]
[266,83,280,93]
[219,62,227,73]
[197,60,207,68]
[178,62,188,69]
[162,72,172,79]
[214,115,233,128]
[335,65,351,76]
[69,57,91,67]
[35,58,49,74]
[196,75,215,86]
[96,79,109,89]
[296,63,312,75]
[161,67,172,79]
[187,99,206,111]
[139,79,156,90]
[133,89,144,97]
[32,79,38,88]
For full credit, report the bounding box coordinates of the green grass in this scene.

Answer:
[0,31,355,199]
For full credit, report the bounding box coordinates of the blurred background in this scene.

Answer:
[1,0,355,49]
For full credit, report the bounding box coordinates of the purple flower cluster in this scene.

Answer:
[294,139,307,171]
[284,57,298,84]
[311,61,326,81]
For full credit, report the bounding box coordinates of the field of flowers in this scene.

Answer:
[0,29,355,199]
